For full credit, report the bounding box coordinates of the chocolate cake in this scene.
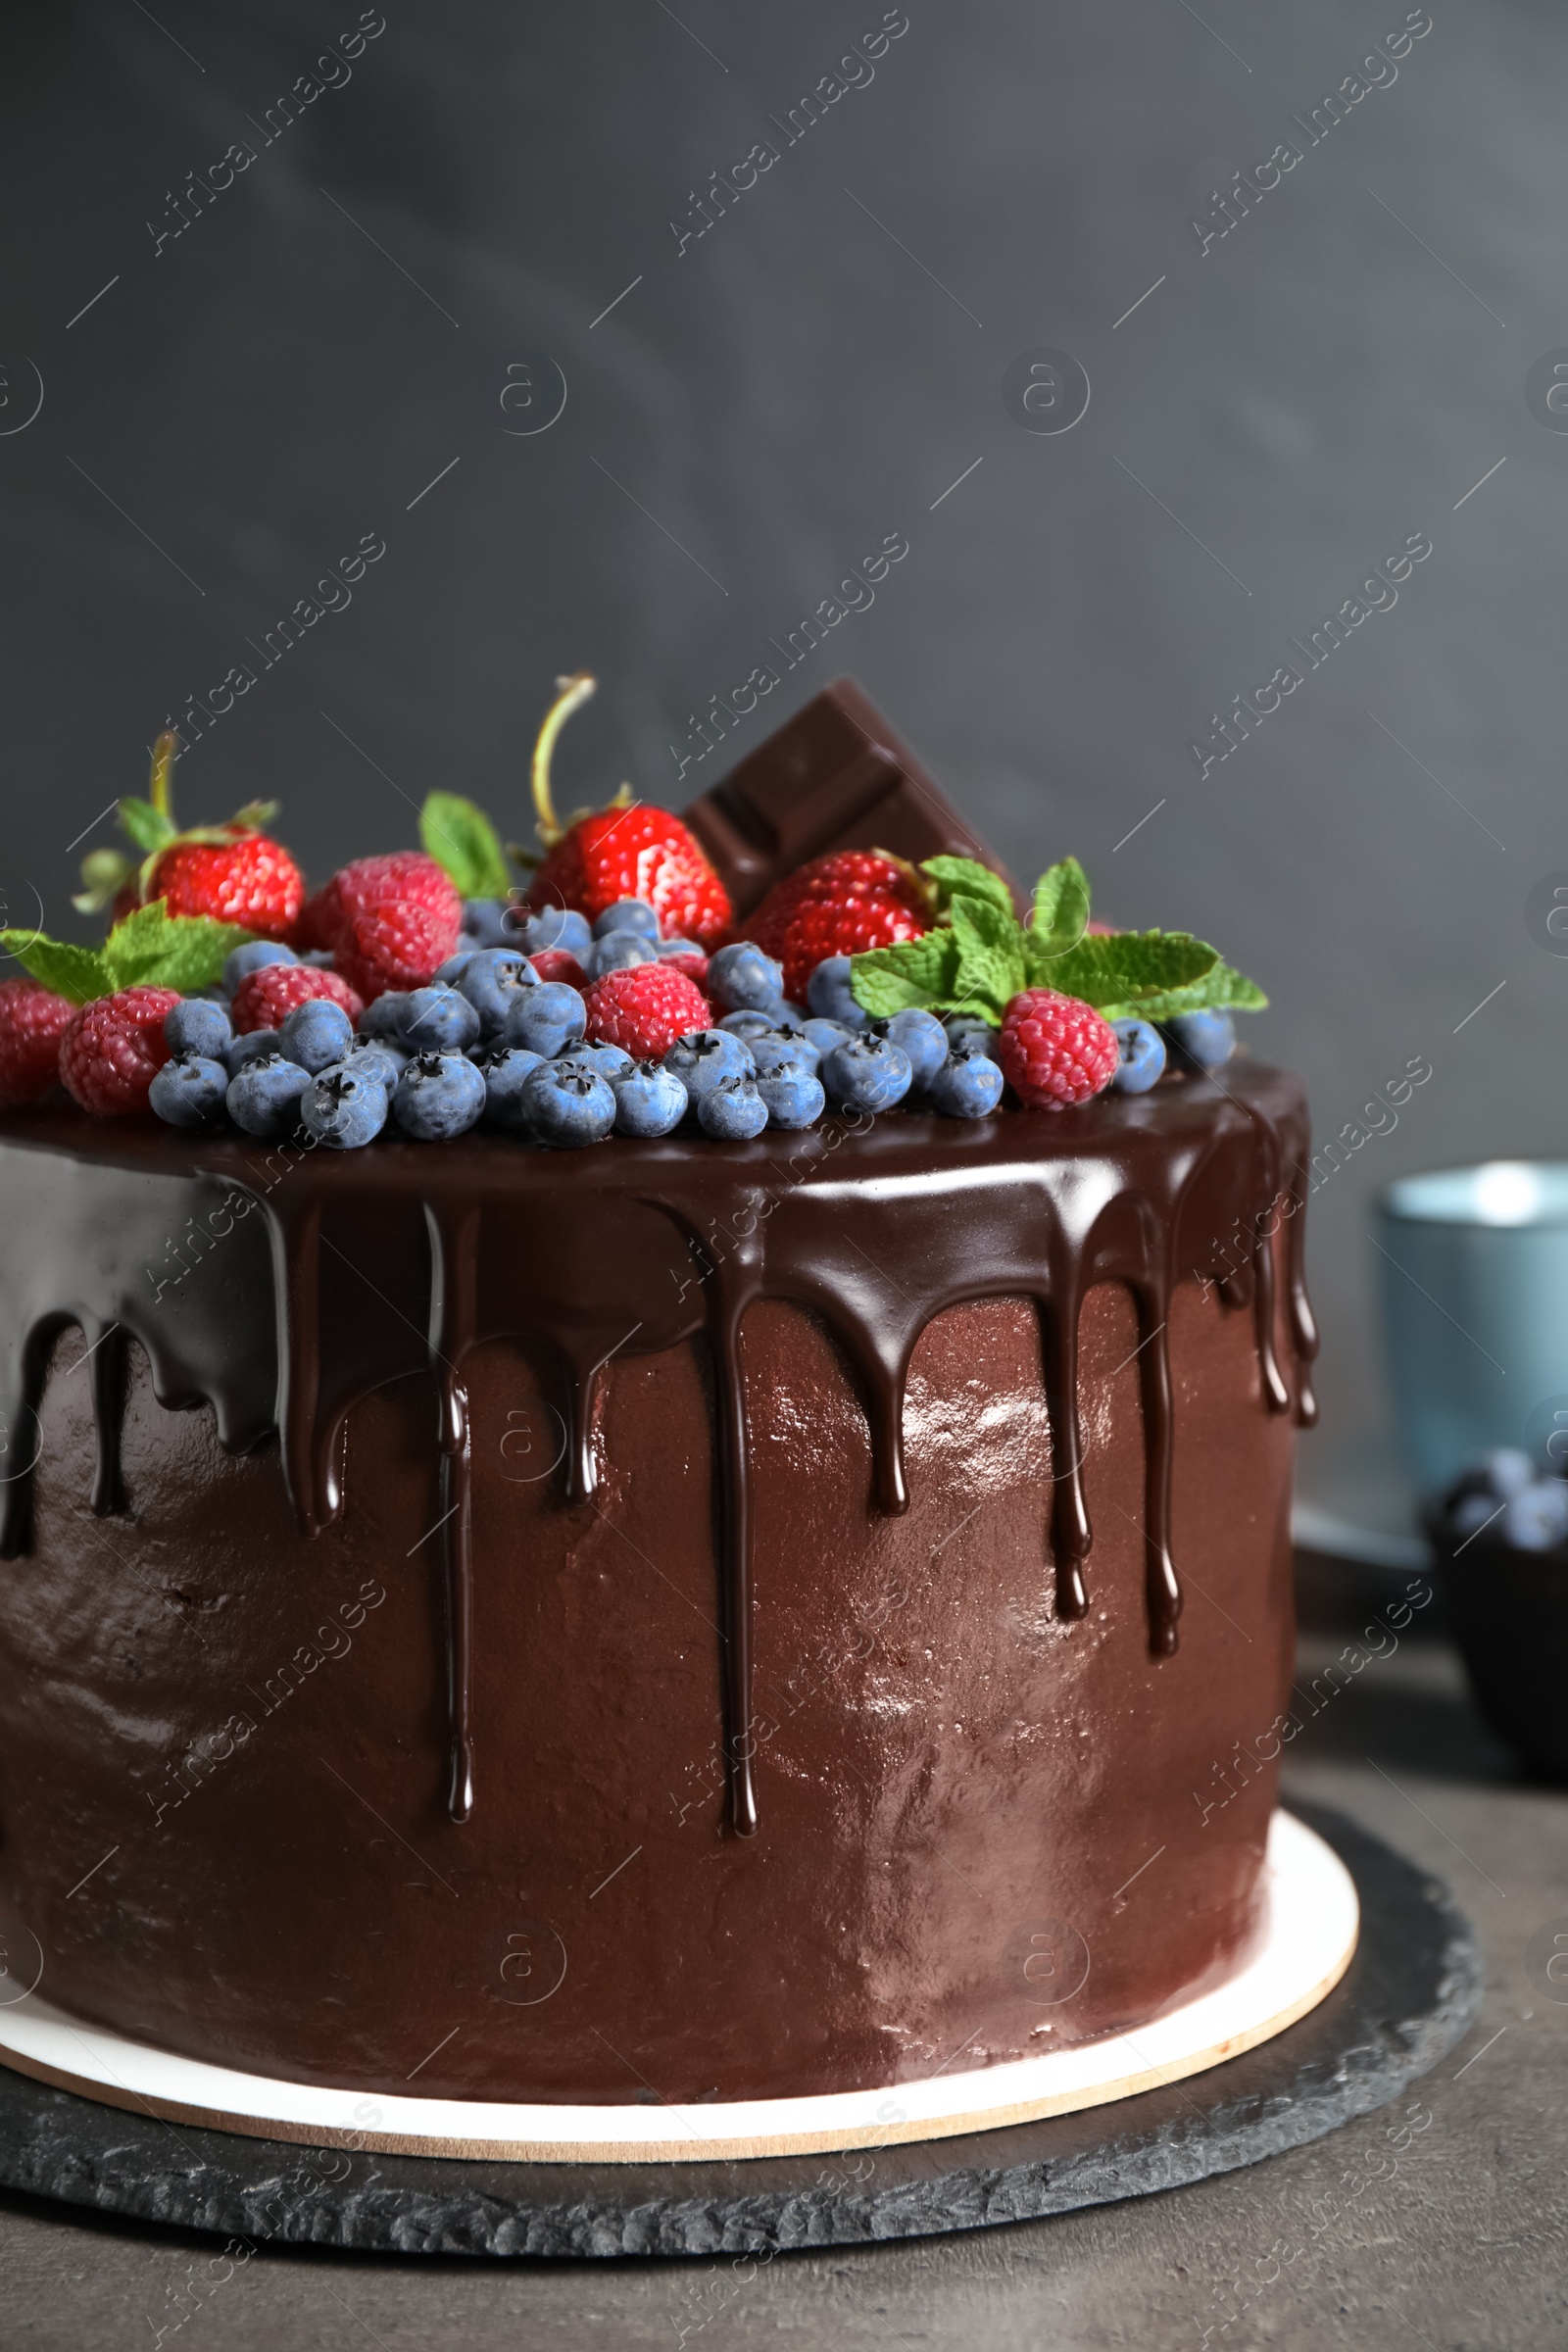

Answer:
[0,684,1315,2110]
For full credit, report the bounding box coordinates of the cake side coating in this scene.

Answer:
[0,1065,1314,2101]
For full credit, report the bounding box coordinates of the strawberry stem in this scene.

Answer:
[149,730,178,823]
[530,673,597,848]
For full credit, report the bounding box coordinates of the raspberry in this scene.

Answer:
[150,831,304,939]
[336,900,454,1003]
[584,964,711,1060]
[297,854,463,1002]
[528,949,590,992]
[746,852,932,1003]
[0,978,74,1108]
[230,963,364,1035]
[997,989,1119,1109]
[59,987,180,1116]
[660,947,710,988]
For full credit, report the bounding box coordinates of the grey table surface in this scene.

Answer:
[3,1584,1563,2351]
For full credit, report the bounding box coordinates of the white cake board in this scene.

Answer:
[0,1811,1355,2165]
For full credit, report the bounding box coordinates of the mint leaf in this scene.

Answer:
[102,902,252,995]
[1041,930,1217,1018]
[1155,957,1267,1016]
[948,893,1029,1021]
[420,792,511,901]
[117,796,176,856]
[921,856,1011,919]
[851,929,962,1015]
[0,932,111,1004]
[1028,858,1091,964]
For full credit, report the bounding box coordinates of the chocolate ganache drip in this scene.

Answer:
[0,1064,1314,1833]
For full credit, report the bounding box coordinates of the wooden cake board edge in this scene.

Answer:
[0,1810,1357,2166]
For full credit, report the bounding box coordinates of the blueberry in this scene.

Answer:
[559,1040,634,1084]
[1477,1447,1536,1499]
[393,1051,486,1141]
[755,1064,825,1130]
[222,939,297,994]
[588,932,658,979]
[698,1075,769,1140]
[472,1044,545,1132]
[1449,1491,1502,1542]
[752,1034,818,1084]
[613,1060,689,1138]
[345,1037,408,1090]
[807,956,869,1028]
[927,1049,1004,1119]
[876,1008,947,1091]
[300,1063,388,1150]
[822,1034,912,1111]
[657,937,704,962]
[512,905,593,958]
[403,985,481,1054]
[277,997,356,1074]
[1109,1017,1166,1096]
[226,1054,311,1138]
[1503,1481,1568,1551]
[708,941,785,1013]
[432,951,476,987]
[1164,1010,1236,1071]
[520,1059,616,1148]
[456,947,537,1036]
[165,998,232,1060]
[593,897,661,942]
[944,1015,999,1061]
[662,1028,755,1102]
[461,898,512,949]
[505,981,587,1059]
[149,1054,230,1128]
[717,1008,783,1042]
[225,1029,286,1078]
[803,1016,853,1059]
[360,991,413,1044]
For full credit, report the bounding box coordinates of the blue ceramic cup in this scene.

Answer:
[1377,1160,1568,1494]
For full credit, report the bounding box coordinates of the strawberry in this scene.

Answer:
[584,964,711,1060]
[521,674,731,949]
[997,989,1118,1108]
[75,732,304,940]
[59,987,180,1117]
[230,963,364,1036]
[0,978,74,1108]
[746,852,933,1003]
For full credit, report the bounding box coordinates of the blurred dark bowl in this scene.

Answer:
[1426,1516,1568,1781]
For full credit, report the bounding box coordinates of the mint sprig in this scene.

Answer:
[850,855,1265,1027]
[0,903,255,1004]
[420,792,512,901]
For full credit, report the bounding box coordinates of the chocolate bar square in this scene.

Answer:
[684,678,1022,917]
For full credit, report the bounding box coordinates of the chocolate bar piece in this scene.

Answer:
[684,678,1022,918]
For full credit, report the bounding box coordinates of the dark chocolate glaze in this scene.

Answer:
[0,1066,1313,1843]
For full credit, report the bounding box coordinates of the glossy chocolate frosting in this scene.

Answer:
[0,1063,1313,2102]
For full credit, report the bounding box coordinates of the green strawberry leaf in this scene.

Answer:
[102,902,253,995]
[850,929,963,1015]
[948,893,1029,1021]
[1028,857,1091,964]
[117,795,177,856]
[920,856,1012,919]
[420,792,511,902]
[0,931,111,1004]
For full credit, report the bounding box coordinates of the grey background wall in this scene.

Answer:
[0,0,1559,1544]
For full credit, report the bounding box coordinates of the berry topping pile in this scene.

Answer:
[0,684,1264,1149]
